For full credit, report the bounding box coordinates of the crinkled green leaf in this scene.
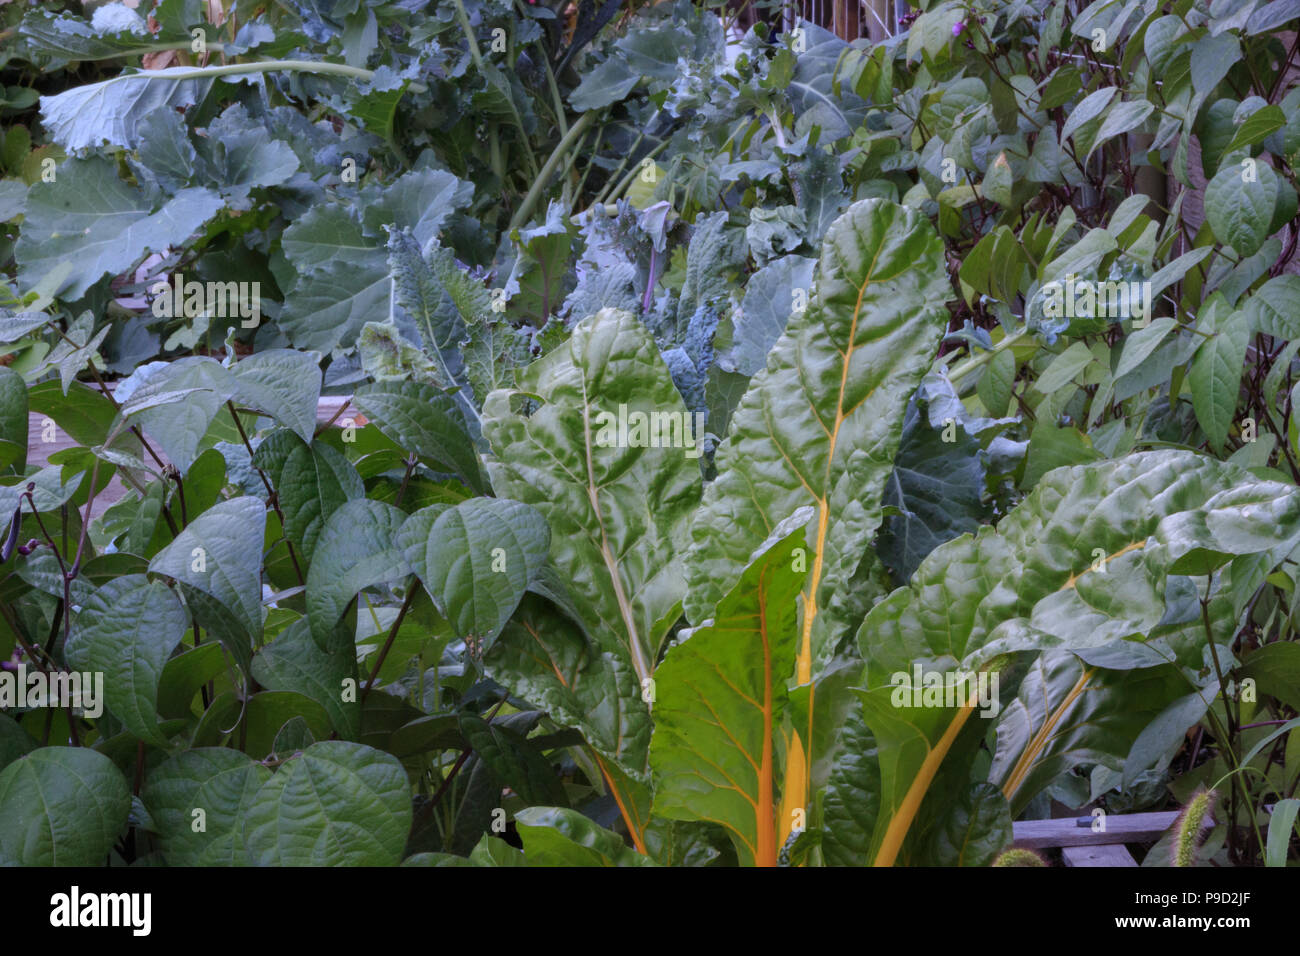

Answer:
[482,307,702,691]
[399,497,549,653]
[141,748,272,866]
[149,496,267,644]
[0,748,130,865]
[63,575,188,747]
[685,198,950,692]
[242,741,411,866]
[650,509,810,867]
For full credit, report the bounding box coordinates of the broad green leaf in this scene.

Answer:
[399,497,549,653]
[277,438,365,562]
[352,380,486,494]
[1204,160,1278,258]
[0,748,130,865]
[1265,798,1300,868]
[482,307,703,689]
[1190,309,1250,453]
[306,499,409,646]
[651,510,810,867]
[482,594,652,825]
[989,651,1200,814]
[924,782,1012,866]
[63,575,188,746]
[38,67,210,151]
[0,367,26,474]
[855,451,1300,865]
[877,384,989,583]
[821,701,879,866]
[141,749,272,866]
[514,806,655,866]
[252,617,360,741]
[16,158,222,299]
[228,350,322,443]
[684,198,950,700]
[242,741,411,866]
[1244,275,1300,340]
[149,496,267,645]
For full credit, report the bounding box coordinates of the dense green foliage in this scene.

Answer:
[1,0,1300,866]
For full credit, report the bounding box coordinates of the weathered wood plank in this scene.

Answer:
[1061,843,1138,867]
[1012,811,1181,848]
[1013,809,1215,850]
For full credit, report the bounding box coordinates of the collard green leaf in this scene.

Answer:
[0,748,130,865]
[141,748,272,867]
[16,158,223,300]
[726,254,817,377]
[242,741,411,866]
[63,575,189,747]
[39,67,210,151]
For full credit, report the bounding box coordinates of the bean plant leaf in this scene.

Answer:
[399,497,550,654]
[141,749,273,867]
[0,748,130,866]
[63,575,189,747]
[242,741,412,866]
[149,496,267,647]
